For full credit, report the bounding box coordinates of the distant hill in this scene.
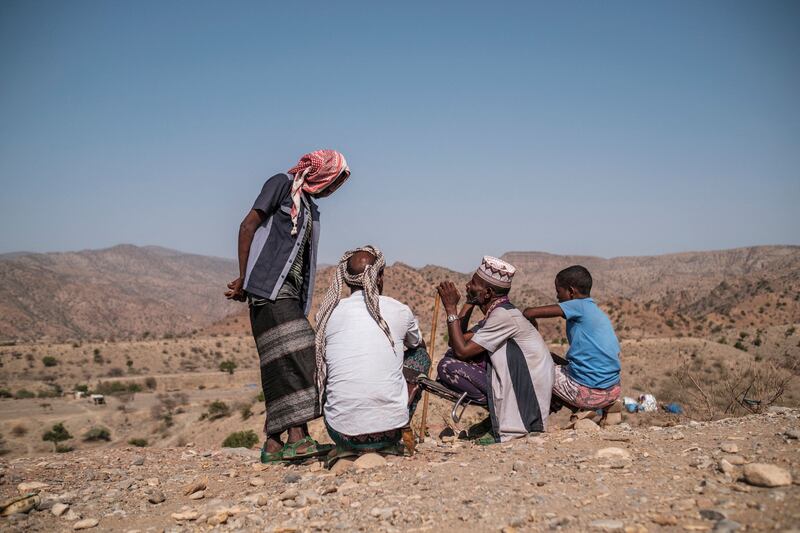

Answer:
[1,244,798,342]
[0,245,239,341]
[207,246,800,344]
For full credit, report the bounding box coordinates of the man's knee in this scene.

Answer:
[436,356,452,379]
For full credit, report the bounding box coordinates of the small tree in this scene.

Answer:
[42,356,58,367]
[219,360,237,375]
[43,423,72,452]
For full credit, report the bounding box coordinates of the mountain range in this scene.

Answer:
[1,244,797,342]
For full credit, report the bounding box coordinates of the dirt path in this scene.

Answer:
[1,409,798,532]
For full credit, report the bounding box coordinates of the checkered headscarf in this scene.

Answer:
[314,245,393,403]
[287,150,350,235]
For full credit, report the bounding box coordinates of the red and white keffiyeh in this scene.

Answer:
[287,150,350,235]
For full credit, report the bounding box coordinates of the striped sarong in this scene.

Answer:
[250,298,320,435]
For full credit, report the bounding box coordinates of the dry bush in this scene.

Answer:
[671,357,796,420]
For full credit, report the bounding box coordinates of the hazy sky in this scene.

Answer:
[1,1,798,271]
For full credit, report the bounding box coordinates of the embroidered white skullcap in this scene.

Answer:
[475,256,516,289]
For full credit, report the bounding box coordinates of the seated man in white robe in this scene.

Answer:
[314,245,429,455]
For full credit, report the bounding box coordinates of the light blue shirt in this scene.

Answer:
[558,298,621,389]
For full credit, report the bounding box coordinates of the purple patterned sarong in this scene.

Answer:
[436,350,489,405]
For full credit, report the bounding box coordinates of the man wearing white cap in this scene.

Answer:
[437,256,554,443]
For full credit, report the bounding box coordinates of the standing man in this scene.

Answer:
[437,256,554,443]
[225,150,350,462]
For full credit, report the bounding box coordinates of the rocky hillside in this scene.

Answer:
[209,246,800,345]
[0,246,239,342]
[1,245,798,343]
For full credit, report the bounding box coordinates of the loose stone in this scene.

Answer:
[742,463,792,488]
[73,518,99,530]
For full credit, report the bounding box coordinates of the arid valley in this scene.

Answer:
[1,244,798,532]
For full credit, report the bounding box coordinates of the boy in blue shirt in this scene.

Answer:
[523,265,622,426]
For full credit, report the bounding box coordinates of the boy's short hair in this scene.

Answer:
[556,265,592,295]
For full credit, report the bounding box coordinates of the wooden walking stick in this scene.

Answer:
[417,293,441,441]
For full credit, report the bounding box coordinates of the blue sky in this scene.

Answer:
[1,1,798,271]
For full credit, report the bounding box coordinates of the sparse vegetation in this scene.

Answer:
[83,426,111,442]
[204,401,231,421]
[11,424,27,437]
[671,358,796,421]
[42,356,58,367]
[219,360,237,375]
[15,389,35,399]
[94,381,142,396]
[222,430,259,449]
[42,422,72,452]
[128,438,148,447]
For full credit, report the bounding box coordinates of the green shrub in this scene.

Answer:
[42,356,58,367]
[94,381,142,396]
[128,438,148,447]
[15,389,35,399]
[222,430,259,449]
[55,444,74,453]
[73,384,89,393]
[219,360,237,375]
[83,426,111,442]
[207,401,230,421]
[43,422,72,452]
[0,389,12,398]
[255,391,265,403]
[144,377,157,390]
[240,406,253,420]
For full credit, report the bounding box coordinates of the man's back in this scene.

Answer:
[323,291,422,436]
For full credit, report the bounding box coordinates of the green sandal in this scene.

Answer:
[473,431,498,446]
[281,436,333,462]
[260,444,286,464]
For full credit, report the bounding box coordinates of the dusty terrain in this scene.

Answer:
[1,409,798,532]
[1,244,798,530]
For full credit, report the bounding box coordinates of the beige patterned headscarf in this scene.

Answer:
[314,245,393,402]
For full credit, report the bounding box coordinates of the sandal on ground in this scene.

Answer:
[324,446,360,469]
[260,444,287,464]
[281,436,333,462]
[473,431,498,446]
[462,416,493,440]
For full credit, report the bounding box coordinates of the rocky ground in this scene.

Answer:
[1,409,798,532]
